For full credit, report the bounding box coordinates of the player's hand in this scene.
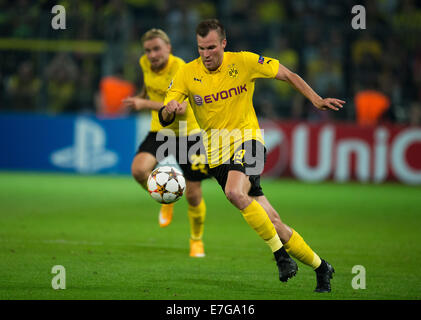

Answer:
[164,100,180,114]
[122,97,148,111]
[162,100,180,121]
[313,98,345,111]
[175,101,188,115]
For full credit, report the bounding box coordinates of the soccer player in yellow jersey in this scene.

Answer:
[160,19,345,292]
[122,29,209,258]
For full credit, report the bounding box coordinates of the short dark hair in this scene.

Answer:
[196,19,226,40]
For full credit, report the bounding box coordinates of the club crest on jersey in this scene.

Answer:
[193,94,203,106]
[258,55,264,64]
[228,64,239,78]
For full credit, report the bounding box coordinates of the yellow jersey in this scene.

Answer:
[139,53,199,136]
[164,51,280,167]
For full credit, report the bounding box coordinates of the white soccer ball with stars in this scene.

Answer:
[147,166,186,204]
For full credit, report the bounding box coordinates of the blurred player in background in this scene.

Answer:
[123,29,209,258]
[161,19,345,292]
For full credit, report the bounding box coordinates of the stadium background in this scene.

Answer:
[1,0,421,183]
[1,0,421,301]
[1,0,421,121]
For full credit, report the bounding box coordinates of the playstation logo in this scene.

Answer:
[50,117,118,173]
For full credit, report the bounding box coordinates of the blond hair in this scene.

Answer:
[141,28,171,46]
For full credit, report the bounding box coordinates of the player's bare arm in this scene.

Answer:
[122,87,163,111]
[275,63,345,111]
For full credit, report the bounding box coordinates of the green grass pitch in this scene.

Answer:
[1,171,420,300]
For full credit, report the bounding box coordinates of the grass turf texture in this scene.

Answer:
[1,171,420,300]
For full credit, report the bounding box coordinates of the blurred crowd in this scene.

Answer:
[0,0,420,125]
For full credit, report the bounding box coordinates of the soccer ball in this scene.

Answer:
[147,166,186,204]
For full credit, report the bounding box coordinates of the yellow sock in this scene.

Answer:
[241,200,283,252]
[188,198,206,240]
[284,229,321,269]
